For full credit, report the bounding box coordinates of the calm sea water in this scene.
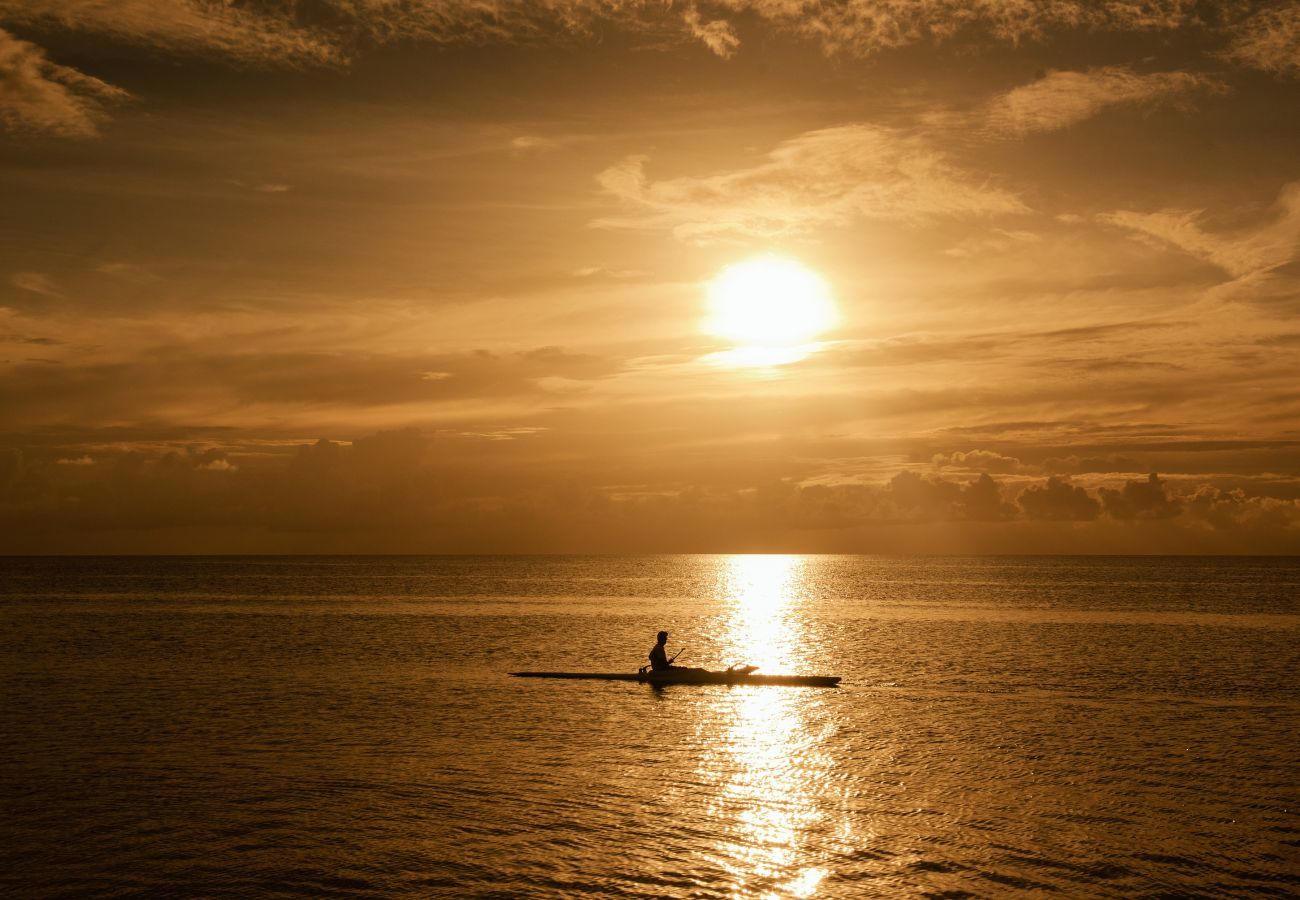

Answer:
[2,555,1298,897]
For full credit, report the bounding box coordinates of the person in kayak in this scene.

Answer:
[649,630,677,671]
[640,631,754,680]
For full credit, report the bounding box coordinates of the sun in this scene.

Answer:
[703,257,837,364]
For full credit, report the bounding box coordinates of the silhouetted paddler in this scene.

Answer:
[649,630,673,671]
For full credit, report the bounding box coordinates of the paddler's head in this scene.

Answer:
[656,630,668,644]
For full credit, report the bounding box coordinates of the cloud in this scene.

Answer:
[984,67,1224,137]
[0,0,1228,76]
[0,346,622,431]
[1018,476,1101,521]
[1098,472,1181,520]
[873,470,1015,522]
[944,228,1042,257]
[932,449,1026,474]
[95,261,161,284]
[1101,210,1257,279]
[683,6,740,58]
[4,439,1298,552]
[1099,181,1300,303]
[961,472,1017,520]
[55,455,94,466]
[0,1,1272,140]
[736,0,1203,57]
[10,271,62,297]
[1222,4,1300,77]
[1044,454,1146,475]
[0,1,340,68]
[0,27,127,136]
[510,135,560,154]
[594,125,1025,243]
[1183,485,1300,531]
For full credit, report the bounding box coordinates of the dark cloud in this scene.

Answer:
[875,470,1014,522]
[2,436,1297,552]
[4,0,1281,139]
[940,420,1078,436]
[1039,356,1185,373]
[0,346,621,429]
[233,347,618,406]
[961,472,1017,521]
[0,27,127,136]
[0,445,22,491]
[1222,4,1300,77]
[1098,473,1182,520]
[1257,332,1300,347]
[1183,484,1300,532]
[1018,476,1101,521]
[0,0,1250,75]
[0,331,58,345]
[1035,322,1181,343]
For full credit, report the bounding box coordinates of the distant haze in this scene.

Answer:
[1,2,1298,553]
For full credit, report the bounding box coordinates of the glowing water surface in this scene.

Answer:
[3,554,1298,897]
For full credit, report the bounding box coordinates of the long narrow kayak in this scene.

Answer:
[510,669,841,687]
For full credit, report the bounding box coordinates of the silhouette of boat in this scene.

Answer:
[510,665,840,687]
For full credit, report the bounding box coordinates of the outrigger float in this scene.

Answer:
[510,664,840,688]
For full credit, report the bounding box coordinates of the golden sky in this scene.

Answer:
[1,1,1298,553]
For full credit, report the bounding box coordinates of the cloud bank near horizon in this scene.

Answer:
[3,432,1297,553]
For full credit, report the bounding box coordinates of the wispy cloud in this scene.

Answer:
[0,1,1282,140]
[683,5,740,59]
[0,1,340,67]
[55,455,94,466]
[734,0,1205,57]
[984,67,1225,137]
[0,0,1226,69]
[10,271,62,297]
[510,135,560,154]
[96,261,161,284]
[943,228,1042,257]
[1100,182,1300,289]
[593,124,1025,244]
[1222,4,1300,77]
[0,27,127,136]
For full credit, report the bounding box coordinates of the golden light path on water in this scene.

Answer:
[698,555,846,898]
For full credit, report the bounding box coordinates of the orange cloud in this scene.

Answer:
[0,28,127,136]
[593,125,1025,243]
[1223,4,1300,77]
[984,67,1225,137]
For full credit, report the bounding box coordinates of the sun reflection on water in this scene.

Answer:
[699,555,841,897]
[718,554,803,674]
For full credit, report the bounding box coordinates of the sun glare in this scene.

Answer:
[704,257,837,366]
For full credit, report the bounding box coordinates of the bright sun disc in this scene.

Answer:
[705,257,836,348]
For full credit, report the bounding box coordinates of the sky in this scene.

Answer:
[1,0,1298,554]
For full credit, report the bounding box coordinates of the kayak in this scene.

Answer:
[510,667,840,688]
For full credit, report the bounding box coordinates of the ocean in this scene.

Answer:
[2,555,1297,897]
